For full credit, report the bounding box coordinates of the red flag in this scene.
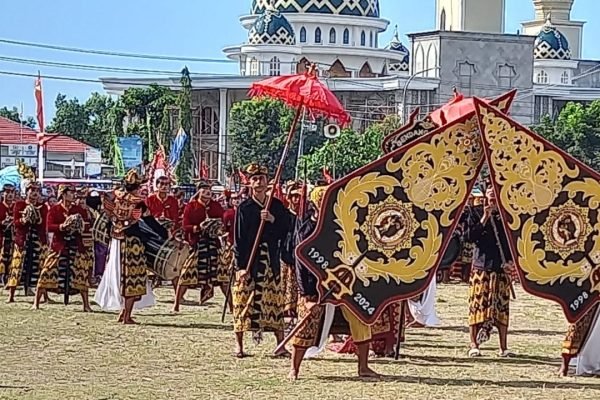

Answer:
[200,160,209,179]
[322,168,333,184]
[34,73,45,144]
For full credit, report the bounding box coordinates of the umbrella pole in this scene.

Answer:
[221,103,304,318]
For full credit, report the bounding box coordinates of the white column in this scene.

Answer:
[218,88,228,183]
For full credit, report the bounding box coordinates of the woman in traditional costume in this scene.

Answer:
[35,185,92,311]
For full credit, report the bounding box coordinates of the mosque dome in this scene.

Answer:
[248,6,296,45]
[386,27,409,72]
[251,0,380,18]
[534,16,571,60]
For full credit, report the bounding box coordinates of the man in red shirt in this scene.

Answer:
[218,192,239,305]
[35,185,92,311]
[6,182,48,303]
[0,184,16,285]
[173,180,224,312]
[146,176,181,291]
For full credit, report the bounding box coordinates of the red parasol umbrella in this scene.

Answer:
[249,65,351,127]
[430,88,493,126]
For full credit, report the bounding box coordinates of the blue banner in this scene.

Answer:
[118,136,143,169]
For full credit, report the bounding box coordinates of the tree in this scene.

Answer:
[228,97,325,181]
[0,106,36,128]
[533,100,600,171]
[175,67,193,183]
[302,114,402,180]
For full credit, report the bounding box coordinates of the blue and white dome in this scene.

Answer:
[534,16,571,60]
[386,27,409,72]
[248,6,296,45]
[252,0,380,18]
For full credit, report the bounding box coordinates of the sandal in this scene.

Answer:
[498,349,516,358]
[234,351,247,359]
[468,348,482,357]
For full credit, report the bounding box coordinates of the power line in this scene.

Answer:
[0,55,236,76]
[0,37,237,64]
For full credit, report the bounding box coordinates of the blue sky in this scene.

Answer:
[0,0,598,125]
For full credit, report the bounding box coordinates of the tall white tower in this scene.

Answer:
[436,0,506,33]
[522,0,585,58]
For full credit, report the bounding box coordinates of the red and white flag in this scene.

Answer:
[34,73,45,144]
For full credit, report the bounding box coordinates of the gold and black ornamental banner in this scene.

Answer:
[296,112,489,324]
[475,99,600,323]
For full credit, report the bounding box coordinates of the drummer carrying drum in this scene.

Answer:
[173,179,224,312]
[146,176,181,291]
[35,185,93,312]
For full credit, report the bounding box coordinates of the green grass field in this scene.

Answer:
[1,284,599,400]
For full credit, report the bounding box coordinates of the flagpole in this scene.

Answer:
[35,71,45,185]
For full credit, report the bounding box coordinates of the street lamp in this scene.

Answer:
[401,66,441,123]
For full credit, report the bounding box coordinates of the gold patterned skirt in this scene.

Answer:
[0,232,13,275]
[281,261,298,318]
[217,241,234,284]
[292,295,324,349]
[37,244,89,293]
[6,234,45,291]
[468,269,511,327]
[178,238,219,288]
[232,244,284,333]
[563,304,600,356]
[121,235,148,298]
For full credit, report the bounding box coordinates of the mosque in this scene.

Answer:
[102,0,600,182]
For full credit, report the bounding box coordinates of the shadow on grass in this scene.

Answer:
[433,325,562,337]
[315,374,600,390]
[143,322,233,331]
[408,354,560,366]
[307,357,469,368]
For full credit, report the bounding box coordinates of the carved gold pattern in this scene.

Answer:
[386,116,482,227]
[478,103,600,292]
[477,106,579,230]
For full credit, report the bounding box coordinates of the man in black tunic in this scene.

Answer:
[232,164,290,358]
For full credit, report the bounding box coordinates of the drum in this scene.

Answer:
[64,214,84,234]
[200,218,224,239]
[92,212,111,247]
[136,218,190,280]
[439,232,463,270]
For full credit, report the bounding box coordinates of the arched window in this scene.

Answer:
[360,31,366,46]
[299,27,307,43]
[561,71,570,85]
[537,70,549,84]
[329,28,336,44]
[369,31,374,47]
[315,27,322,44]
[269,57,281,76]
[343,28,350,45]
[249,58,259,76]
[440,9,447,30]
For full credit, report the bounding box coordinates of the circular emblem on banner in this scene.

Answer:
[541,200,590,259]
[361,196,417,257]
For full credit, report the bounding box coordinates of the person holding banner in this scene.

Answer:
[34,185,92,311]
[281,182,303,320]
[465,186,516,357]
[288,185,379,380]
[561,304,600,376]
[0,184,16,286]
[6,181,48,303]
[232,164,289,358]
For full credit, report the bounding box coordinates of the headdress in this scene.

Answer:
[287,182,302,197]
[2,184,15,192]
[195,179,212,191]
[245,163,269,178]
[309,185,328,210]
[57,184,75,199]
[16,159,35,180]
[123,169,145,186]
